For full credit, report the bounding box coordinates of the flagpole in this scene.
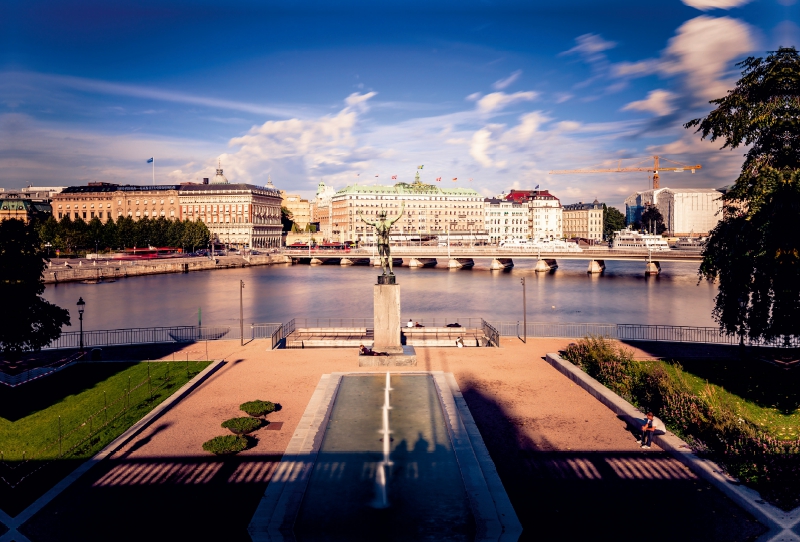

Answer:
[152,157,155,185]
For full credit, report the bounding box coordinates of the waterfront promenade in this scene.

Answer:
[16,339,765,542]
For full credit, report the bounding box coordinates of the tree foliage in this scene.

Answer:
[686,47,800,343]
[281,206,295,232]
[36,216,210,253]
[0,219,71,360]
[640,206,667,235]
[602,204,625,239]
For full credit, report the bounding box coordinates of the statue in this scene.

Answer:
[357,202,405,275]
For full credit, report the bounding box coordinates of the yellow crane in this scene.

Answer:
[549,155,702,190]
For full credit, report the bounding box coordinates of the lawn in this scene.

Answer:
[0,360,210,515]
[660,358,800,441]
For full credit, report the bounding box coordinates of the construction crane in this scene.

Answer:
[549,155,702,190]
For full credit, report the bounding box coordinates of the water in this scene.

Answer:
[42,260,718,331]
[294,374,474,541]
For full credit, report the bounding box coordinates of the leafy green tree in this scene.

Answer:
[183,220,210,252]
[0,219,71,361]
[602,204,625,239]
[640,206,666,235]
[281,206,295,232]
[686,47,800,344]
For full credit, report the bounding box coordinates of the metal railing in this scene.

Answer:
[271,318,296,350]
[489,321,800,348]
[481,319,500,347]
[291,318,374,330]
[42,323,282,351]
[403,317,485,329]
[0,352,84,387]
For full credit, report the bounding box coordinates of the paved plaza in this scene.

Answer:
[17,339,765,541]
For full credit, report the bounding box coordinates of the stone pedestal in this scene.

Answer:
[374,278,402,354]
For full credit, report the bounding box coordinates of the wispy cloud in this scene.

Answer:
[476,91,538,113]
[682,0,752,10]
[492,70,522,90]
[622,89,677,116]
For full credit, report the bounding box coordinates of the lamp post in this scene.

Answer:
[240,280,245,346]
[520,277,527,343]
[77,297,86,352]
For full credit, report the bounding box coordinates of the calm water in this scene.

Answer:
[43,259,718,331]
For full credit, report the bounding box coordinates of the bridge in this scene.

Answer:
[280,247,703,275]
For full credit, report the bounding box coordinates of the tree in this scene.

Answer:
[281,206,295,232]
[0,219,71,361]
[685,47,800,344]
[602,204,625,239]
[640,206,666,235]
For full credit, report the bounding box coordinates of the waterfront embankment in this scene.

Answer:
[43,254,293,284]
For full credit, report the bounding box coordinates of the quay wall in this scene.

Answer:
[44,254,292,284]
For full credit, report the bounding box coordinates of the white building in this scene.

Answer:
[504,190,562,239]
[484,198,529,244]
[311,180,336,241]
[625,187,722,236]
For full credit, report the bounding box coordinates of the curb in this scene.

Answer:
[3,359,225,533]
[544,352,800,542]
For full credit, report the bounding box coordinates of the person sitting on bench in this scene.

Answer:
[446,322,462,328]
[359,344,389,356]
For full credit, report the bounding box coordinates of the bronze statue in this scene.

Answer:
[357,202,405,275]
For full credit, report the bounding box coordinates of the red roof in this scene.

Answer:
[505,189,559,203]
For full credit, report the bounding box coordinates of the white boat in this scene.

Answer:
[672,236,706,251]
[611,228,670,251]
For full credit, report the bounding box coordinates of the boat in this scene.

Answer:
[499,238,582,253]
[611,228,670,251]
[672,236,707,251]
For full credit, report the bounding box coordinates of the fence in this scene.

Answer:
[0,352,84,387]
[481,319,500,347]
[0,361,207,489]
[491,321,800,348]
[43,323,282,351]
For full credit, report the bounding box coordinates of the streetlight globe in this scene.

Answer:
[77,297,85,314]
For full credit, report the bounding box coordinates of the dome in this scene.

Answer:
[211,167,229,184]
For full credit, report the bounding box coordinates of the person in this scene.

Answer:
[407,319,414,328]
[359,344,388,356]
[638,411,663,449]
[455,337,464,348]
[414,321,424,327]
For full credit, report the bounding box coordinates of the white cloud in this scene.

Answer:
[682,0,752,10]
[476,91,538,113]
[662,16,756,102]
[622,89,677,116]
[492,70,522,90]
[561,34,617,62]
[611,59,659,77]
[466,92,482,101]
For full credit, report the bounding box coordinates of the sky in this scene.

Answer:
[1,0,798,209]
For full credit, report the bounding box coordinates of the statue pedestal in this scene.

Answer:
[373,279,402,353]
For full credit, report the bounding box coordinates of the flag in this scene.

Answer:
[436,177,442,182]
[391,175,397,180]
[469,178,473,182]
[535,184,539,189]
[356,173,360,176]
[147,157,154,163]
[375,174,379,177]
[417,165,424,169]
[452,177,457,181]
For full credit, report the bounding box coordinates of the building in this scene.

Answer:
[562,200,604,242]
[178,166,283,249]
[330,176,486,244]
[484,198,529,244]
[624,187,723,236]
[280,190,311,230]
[0,185,65,202]
[52,183,181,222]
[503,189,563,240]
[0,194,52,223]
[311,180,336,241]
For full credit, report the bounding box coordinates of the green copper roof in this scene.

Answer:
[336,182,480,197]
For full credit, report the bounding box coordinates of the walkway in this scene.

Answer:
[16,339,765,541]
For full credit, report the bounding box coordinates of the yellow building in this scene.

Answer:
[562,200,604,241]
[280,191,311,230]
[0,195,52,223]
[52,183,181,222]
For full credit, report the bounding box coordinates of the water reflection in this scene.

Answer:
[43,259,717,330]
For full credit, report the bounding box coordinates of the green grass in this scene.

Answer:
[659,358,800,441]
[0,360,210,462]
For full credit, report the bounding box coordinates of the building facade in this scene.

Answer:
[484,198,529,244]
[0,194,52,223]
[330,178,486,244]
[311,180,336,241]
[52,183,181,222]
[562,200,604,241]
[280,190,311,230]
[624,187,722,236]
[504,189,563,240]
[178,167,283,248]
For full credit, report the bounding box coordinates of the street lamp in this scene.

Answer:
[240,280,245,346]
[520,277,527,344]
[77,297,86,352]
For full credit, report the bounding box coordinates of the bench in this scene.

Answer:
[402,328,485,347]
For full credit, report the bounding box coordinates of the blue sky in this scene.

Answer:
[1,0,797,208]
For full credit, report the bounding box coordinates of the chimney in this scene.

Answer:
[203,178,209,185]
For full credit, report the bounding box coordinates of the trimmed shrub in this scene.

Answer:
[221,417,263,435]
[202,435,248,455]
[240,400,276,418]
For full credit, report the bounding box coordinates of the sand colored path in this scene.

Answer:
[21,339,765,542]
